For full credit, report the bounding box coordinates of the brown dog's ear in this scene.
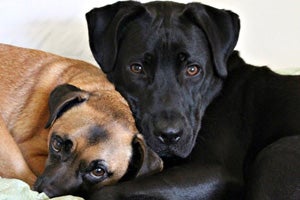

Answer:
[182,3,240,78]
[86,1,146,73]
[134,134,163,177]
[45,84,89,128]
[121,134,163,181]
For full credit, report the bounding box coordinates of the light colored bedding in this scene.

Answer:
[274,67,300,75]
[0,177,84,200]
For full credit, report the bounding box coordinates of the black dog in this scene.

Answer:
[86,1,300,199]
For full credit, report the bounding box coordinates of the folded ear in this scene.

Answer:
[86,1,145,73]
[134,134,163,177]
[182,3,240,78]
[45,84,89,128]
[121,134,163,181]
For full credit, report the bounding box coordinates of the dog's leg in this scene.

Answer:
[0,116,36,187]
[245,135,300,200]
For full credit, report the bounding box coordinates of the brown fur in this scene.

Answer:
[0,44,162,196]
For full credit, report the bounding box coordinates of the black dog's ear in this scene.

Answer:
[182,3,240,78]
[121,134,163,181]
[45,84,89,128]
[86,1,145,73]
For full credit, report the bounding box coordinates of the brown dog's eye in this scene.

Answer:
[129,63,144,74]
[90,167,105,178]
[186,65,201,76]
[52,138,63,152]
[85,160,110,182]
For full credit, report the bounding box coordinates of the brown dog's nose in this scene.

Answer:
[34,181,57,198]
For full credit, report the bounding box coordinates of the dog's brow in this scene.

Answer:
[87,126,108,145]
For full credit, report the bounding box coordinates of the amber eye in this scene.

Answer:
[90,167,105,178]
[129,63,144,74]
[51,138,63,152]
[186,65,201,76]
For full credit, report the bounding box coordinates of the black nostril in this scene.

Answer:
[156,129,182,144]
[158,134,181,144]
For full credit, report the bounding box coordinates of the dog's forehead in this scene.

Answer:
[71,123,134,150]
[144,1,185,17]
[121,7,209,57]
[51,92,137,140]
[55,104,136,137]
[84,121,136,146]
[88,92,135,125]
[77,124,134,168]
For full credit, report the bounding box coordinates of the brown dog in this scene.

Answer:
[0,43,162,197]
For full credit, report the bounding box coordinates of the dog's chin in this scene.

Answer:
[148,135,195,159]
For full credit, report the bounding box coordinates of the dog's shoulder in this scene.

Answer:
[227,51,283,80]
[227,51,246,71]
[225,51,300,100]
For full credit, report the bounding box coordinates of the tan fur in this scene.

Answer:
[0,44,139,188]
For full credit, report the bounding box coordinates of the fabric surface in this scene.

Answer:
[0,177,84,200]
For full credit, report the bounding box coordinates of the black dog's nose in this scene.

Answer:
[156,128,182,144]
[153,110,184,145]
[153,112,184,144]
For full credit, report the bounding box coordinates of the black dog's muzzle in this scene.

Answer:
[152,110,185,145]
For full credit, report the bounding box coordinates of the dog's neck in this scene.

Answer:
[227,51,247,73]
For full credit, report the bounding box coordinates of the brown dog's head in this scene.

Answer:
[34,84,163,197]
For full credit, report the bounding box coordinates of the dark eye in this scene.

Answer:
[90,167,106,178]
[51,137,63,152]
[129,63,144,74]
[186,65,202,76]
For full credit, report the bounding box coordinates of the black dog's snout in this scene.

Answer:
[153,112,184,145]
[156,128,182,144]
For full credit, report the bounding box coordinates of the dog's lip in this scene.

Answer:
[155,133,195,158]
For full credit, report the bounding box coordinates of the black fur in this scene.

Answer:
[86,1,300,199]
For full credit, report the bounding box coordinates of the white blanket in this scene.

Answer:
[0,177,84,200]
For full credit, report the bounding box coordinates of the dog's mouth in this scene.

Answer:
[156,135,195,158]
[140,118,196,159]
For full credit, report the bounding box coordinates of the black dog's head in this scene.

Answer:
[86,1,240,158]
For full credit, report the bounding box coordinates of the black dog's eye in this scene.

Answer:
[90,167,106,178]
[51,136,63,152]
[186,65,202,77]
[129,63,144,74]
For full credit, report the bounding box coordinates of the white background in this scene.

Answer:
[1,0,299,72]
